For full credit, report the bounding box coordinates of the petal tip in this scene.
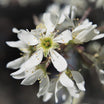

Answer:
[12,28,19,33]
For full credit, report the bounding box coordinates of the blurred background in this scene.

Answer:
[0,0,104,104]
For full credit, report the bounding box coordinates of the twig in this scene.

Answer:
[68,63,75,70]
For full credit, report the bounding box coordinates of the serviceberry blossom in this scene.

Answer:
[55,70,85,103]
[21,67,50,98]
[37,70,85,103]
[70,19,104,44]
[10,63,50,98]
[6,5,74,74]
[6,2,104,103]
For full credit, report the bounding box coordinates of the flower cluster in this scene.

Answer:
[6,2,104,104]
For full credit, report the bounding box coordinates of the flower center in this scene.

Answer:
[40,37,53,49]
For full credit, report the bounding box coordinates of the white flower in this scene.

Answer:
[21,68,50,98]
[71,19,104,44]
[7,12,73,72]
[32,23,71,72]
[6,29,38,72]
[55,71,85,103]
[10,63,50,97]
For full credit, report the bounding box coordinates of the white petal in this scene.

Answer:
[6,40,27,48]
[92,34,104,40]
[77,82,85,91]
[6,41,29,53]
[18,31,39,45]
[73,25,98,43]
[10,67,26,77]
[82,19,90,25]
[21,49,43,70]
[12,28,20,33]
[63,5,70,16]
[31,29,46,38]
[43,92,53,102]
[59,72,74,88]
[72,21,92,33]
[6,56,27,69]
[20,48,29,53]
[71,71,85,91]
[11,67,36,79]
[71,6,76,19]
[58,14,66,25]
[54,30,72,43]
[43,13,56,33]
[55,80,62,103]
[62,94,67,101]
[71,71,84,83]
[37,75,49,97]
[46,4,60,15]
[67,86,79,98]
[50,50,67,72]
[99,69,104,84]
[58,5,70,24]
[11,71,25,79]
[21,69,43,85]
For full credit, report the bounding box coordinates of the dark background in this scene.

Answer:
[0,0,104,104]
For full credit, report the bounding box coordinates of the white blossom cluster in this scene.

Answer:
[6,0,104,104]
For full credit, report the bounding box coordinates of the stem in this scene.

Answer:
[45,58,51,68]
[68,63,75,70]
